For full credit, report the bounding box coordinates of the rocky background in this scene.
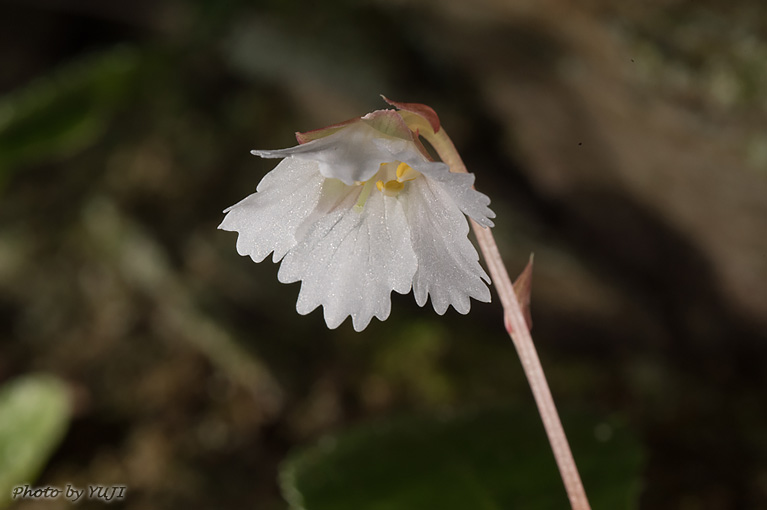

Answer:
[1,0,766,508]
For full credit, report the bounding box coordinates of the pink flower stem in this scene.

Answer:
[427,128,591,510]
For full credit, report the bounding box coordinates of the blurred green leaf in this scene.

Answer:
[281,404,643,510]
[0,46,140,183]
[0,375,72,509]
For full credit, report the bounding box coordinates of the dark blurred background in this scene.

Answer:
[1,0,766,508]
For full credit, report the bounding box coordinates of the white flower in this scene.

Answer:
[219,108,495,331]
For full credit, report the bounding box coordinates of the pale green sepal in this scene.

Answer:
[361,109,414,141]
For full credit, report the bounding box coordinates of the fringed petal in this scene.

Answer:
[400,177,491,315]
[277,184,417,331]
[407,163,495,228]
[218,157,323,262]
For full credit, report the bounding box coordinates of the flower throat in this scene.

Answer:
[354,162,420,212]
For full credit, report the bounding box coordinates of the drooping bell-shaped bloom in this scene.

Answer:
[219,103,495,331]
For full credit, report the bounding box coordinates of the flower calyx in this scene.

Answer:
[294,98,442,148]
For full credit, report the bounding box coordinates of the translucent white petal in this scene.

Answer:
[277,186,417,331]
[251,122,412,186]
[400,177,491,315]
[218,157,323,263]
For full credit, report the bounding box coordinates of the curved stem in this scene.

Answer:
[426,128,591,510]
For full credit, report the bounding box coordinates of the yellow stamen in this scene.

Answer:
[377,179,404,197]
[396,162,419,182]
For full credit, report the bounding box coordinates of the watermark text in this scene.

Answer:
[11,484,127,503]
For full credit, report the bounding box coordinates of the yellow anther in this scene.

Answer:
[395,162,419,182]
[377,179,404,197]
